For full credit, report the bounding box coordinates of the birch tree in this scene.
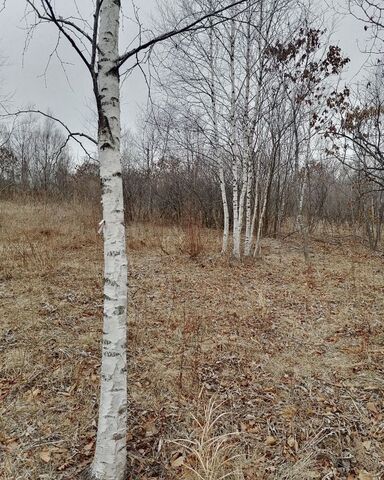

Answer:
[12,1,257,478]
[155,0,295,258]
[208,14,230,253]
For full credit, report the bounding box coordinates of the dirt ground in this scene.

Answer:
[0,200,383,480]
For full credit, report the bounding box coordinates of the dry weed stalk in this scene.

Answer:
[182,217,204,259]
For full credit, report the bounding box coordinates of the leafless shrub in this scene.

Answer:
[181,216,204,259]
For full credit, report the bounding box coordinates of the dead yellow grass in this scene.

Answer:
[0,199,383,479]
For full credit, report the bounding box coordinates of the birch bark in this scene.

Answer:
[209,21,229,254]
[91,1,128,479]
[296,164,309,262]
[243,2,253,256]
[245,155,260,255]
[229,19,241,259]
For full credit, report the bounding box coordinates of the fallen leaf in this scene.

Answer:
[240,420,259,433]
[367,402,378,414]
[171,452,184,468]
[358,471,374,480]
[58,461,71,472]
[32,388,41,398]
[6,441,19,452]
[83,440,95,456]
[281,405,297,420]
[287,436,298,451]
[145,421,158,437]
[40,449,51,463]
[265,435,277,446]
[362,440,371,451]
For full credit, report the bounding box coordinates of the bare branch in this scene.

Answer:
[116,0,256,69]
[26,0,95,76]
[91,0,103,69]
[0,108,97,163]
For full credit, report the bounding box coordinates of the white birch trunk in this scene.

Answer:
[243,3,253,256]
[254,165,272,258]
[296,165,309,262]
[209,22,229,254]
[244,160,253,255]
[236,155,248,245]
[219,166,230,253]
[229,19,241,259]
[245,156,259,256]
[91,1,128,479]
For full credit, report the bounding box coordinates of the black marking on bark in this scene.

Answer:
[103,339,112,345]
[100,142,113,150]
[99,109,114,145]
[101,180,111,196]
[112,433,125,440]
[107,250,121,257]
[104,294,112,301]
[104,278,119,287]
[104,351,120,357]
[112,171,122,177]
[113,306,125,315]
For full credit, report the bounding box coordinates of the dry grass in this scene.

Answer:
[0,199,383,480]
[169,398,243,480]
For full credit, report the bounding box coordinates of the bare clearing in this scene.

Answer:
[0,200,383,479]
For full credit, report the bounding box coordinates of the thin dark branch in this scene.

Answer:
[91,0,103,69]
[116,0,255,69]
[26,0,94,76]
[0,108,97,161]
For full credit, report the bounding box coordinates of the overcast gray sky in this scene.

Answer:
[0,0,371,160]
